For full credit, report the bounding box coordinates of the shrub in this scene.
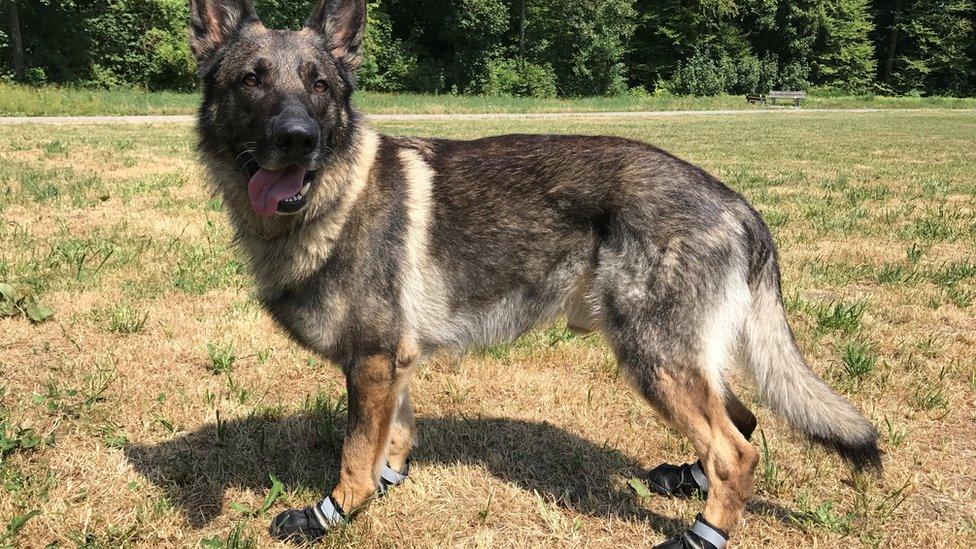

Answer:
[481,57,558,97]
[668,50,726,96]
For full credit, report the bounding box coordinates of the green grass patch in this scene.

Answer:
[4,83,976,116]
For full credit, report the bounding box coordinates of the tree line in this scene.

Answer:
[2,0,974,97]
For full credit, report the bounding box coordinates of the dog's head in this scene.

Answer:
[190,0,365,218]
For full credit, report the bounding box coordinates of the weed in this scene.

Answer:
[201,523,258,549]
[912,384,948,413]
[812,300,866,335]
[627,478,652,499]
[20,169,60,202]
[304,391,346,450]
[883,416,908,449]
[905,243,924,263]
[0,510,41,545]
[840,340,876,378]
[207,342,236,375]
[107,305,149,334]
[173,243,244,294]
[0,421,43,460]
[100,423,128,449]
[757,431,783,496]
[939,283,974,308]
[795,498,854,535]
[42,140,69,155]
[50,237,117,283]
[0,282,54,323]
[230,474,285,517]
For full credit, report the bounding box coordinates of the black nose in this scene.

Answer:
[274,119,318,156]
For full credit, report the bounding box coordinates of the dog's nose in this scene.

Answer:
[274,120,319,156]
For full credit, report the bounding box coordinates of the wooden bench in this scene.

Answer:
[746,90,806,107]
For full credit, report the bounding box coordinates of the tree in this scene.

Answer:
[5,0,23,79]
[526,0,636,96]
[812,0,877,92]
[872,0,975,95]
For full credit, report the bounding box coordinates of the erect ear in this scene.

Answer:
[188,0,260,62]
[305,0,366,72]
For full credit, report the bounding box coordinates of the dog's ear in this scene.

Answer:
[189,0,260,62]
[305,0,366,73]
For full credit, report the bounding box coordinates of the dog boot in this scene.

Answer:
[654,514,728,549]
[269,495,343,543]
[643,460,709,498]
[377,460,410,496]
[269,462,409,543]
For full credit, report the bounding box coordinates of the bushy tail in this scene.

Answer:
[742,256,882,472]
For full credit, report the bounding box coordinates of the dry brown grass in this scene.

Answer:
[1,111,974,548]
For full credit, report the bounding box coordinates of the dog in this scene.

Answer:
[188,0,881,545]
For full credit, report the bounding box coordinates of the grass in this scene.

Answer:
[0,109,974,547]
[3,83,976,116]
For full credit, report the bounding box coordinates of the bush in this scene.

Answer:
[481,57,558,97]
[721,54,779,94]
[777,62,810,91]
[669,49,810,96]
[143,29,196,91]
[668,50,726,96]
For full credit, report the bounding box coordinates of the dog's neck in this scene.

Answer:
[231,125,382,288]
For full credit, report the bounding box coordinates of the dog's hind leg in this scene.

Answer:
[595,223,759,546]
[643,389,757,499]
[639,368,759,547]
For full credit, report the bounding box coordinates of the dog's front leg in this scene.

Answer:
[331,352,404,511]
[271,350,416,542]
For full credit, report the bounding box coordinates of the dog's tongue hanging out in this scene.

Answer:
[248,166,307,215]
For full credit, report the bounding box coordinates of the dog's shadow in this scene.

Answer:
[124,411,803,536]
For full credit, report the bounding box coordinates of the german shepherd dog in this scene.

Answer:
[189,0,881,545]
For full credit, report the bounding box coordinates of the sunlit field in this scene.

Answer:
[1,111,974,547]
[4,83,976,116]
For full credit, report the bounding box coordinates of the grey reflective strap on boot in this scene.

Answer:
[377,462,409,495]
[689,461,709,492]
[689,516,727,549]
[312,496,344,529]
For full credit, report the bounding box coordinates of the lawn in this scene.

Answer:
[0,110,974,548]
[3,83,976,116]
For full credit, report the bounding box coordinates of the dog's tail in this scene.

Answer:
[740,216,881,472]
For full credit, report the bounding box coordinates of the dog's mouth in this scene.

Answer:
[241,157,316,216]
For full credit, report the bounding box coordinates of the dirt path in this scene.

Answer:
[1,107,972,125]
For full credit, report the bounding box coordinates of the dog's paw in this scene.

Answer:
[642,461,708,499]
[653,515,728,549]
[269,497,343,543]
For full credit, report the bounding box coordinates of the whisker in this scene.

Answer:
[235,148,256,164]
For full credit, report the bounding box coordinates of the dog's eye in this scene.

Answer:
[242,73,260,87]
[313,79,328,93]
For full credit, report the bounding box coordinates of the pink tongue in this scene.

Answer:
[247,165,308,216]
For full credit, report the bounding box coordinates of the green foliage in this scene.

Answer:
[523,0,636,96]
[877,0,975,95]
[1,0,973,96]
[358,1,442,92]
[481,58,558,97]
[0,282,54,323]
[812,0,877,92]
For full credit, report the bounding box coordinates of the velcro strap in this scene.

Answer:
[689,461,710,492]
[690,516,727,549]
[377,462,409,494]
[312,496,344,528]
